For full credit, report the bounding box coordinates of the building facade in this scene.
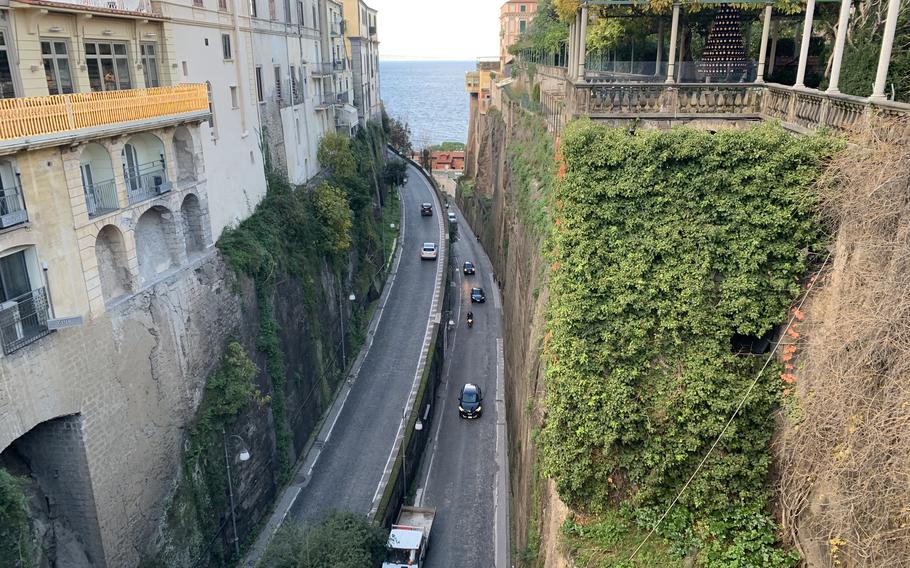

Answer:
[500,0,536,69]
[0,0,380,564]
[342,0,380,125]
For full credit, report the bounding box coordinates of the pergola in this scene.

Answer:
[566,0,903,101]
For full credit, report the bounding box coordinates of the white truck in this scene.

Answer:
[381,506,436,568]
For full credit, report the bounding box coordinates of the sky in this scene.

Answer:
[367,0,502,61]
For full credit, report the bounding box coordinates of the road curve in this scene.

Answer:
[287,161,444,521]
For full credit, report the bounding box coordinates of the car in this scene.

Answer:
[470,287,485,303]
[458,383,483,419]
[420,242,438,260]
[447,211,457,223]
[463,261,476,275]
[420,202,433,216]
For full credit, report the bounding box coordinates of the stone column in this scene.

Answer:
[870,0,901,101]
[755,2,773,83]
[826,0,852,93]
[665,3,680,84]
[655,19,664,76]
[794,0,816,88]
[567,20,576,78]
[577,6,588,82]
[769,23,778,75]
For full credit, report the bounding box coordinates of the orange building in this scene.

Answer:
[500,0,537,69]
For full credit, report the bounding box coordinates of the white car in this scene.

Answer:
[447,211,457,223]
[420,242,438,260]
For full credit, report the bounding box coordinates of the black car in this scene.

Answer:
[458,383,483,419]
[420,202,433,216]
[463,261,476,275]
[470,287,485,303]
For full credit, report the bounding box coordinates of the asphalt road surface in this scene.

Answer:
[415,202,506,567]
[287,161,443,522]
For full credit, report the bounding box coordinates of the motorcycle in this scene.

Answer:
[467,312,474,328]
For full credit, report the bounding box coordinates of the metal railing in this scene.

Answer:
[310,63,334,76]
[84,178,120,217]
[0,288,51,355]
[333,59,346,71]
[124,160,170,205]
[0,184,28,228]
[53,0,155,13]
[0,84,209,141]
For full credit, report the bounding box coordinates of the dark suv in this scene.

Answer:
[470,287,486,303]
[420,202,433,216]
[463,261,475,275]
[458,383,483,419]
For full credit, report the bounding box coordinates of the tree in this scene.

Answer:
[382,111,413,154]
[259,512,388,568]
[419,148,432,172]
[382,159,408,187]
[317,133,357,179]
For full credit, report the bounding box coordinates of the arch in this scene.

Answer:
[121,133,168,204]
[172,126,197,184]
[180,194,206,256]
[135,206,179,284]
[94,225,131,301]
[80,143,118,217]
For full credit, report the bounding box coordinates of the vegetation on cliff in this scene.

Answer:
[260,512,388,567]
[0,468,33,567]
[541,120,838,565]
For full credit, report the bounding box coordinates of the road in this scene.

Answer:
[285,161,444,521]
[414,202,508,567]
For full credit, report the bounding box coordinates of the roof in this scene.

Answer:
[389,528,422,550]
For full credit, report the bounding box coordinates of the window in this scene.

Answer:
[297,0,304,24]
[193,0,203,5]
[312,6,317,29]
[0,248,52,356]
[218,0,228,9]
[140,43,159,88]
[230,86,238,108]
[519,20,526,33]
[41,40,74,95]
[520,4,526,11]
[221,33,232,60]
[255,66,264,102]
[274,65,282,100]
[85,41,132,91]
[249,0,257,17]
[0,33,16,99]
[284,0,291,23]
[289,65,298,102]
[206,81,215,129]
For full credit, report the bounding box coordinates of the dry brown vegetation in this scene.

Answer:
[776,118,910,568]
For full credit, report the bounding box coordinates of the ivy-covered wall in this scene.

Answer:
[543,120,837,565]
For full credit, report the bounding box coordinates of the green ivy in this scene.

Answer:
[506,112,555,239]
[0,469,33,567]
[541,120,839,565]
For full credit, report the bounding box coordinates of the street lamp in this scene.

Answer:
[339,292,356,370]
[223,429,251,557]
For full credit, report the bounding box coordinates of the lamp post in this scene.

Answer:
[222,429,251,557]
[338,292,356,370]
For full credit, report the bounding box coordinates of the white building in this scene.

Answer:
[343,0,381,125]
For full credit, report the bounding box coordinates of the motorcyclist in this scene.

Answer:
[466,311,474,327]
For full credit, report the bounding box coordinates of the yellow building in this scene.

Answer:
[465,59,498,114]
[0,0,210,354]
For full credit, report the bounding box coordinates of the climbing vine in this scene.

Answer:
[0,468,33,567]
[541,120,839,565]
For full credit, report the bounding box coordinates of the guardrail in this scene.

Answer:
[0,84,209,141]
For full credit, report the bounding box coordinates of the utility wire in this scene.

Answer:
[627,250,832,562]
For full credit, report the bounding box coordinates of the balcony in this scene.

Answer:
[0,84,210,149]
[465,72,480,94]
[51,0,156,14]
[310,63,334,77]
[0,183,27,229]
[333,59,346,72]
[0,288,51,356]
[124,159,170,205]
[368,25,376,37]
[85,179,119,218]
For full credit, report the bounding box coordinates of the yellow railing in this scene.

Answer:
[0,84,209,141]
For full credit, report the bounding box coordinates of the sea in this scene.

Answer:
[379,60,475,148]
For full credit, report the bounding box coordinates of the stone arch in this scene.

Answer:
[94,225,132,301]
[135,206,180,284]
[180,194,206,256]
[172,126,197,183]
[121,133,167,204]
[80,143,118,217]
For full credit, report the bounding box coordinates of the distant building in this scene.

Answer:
[408,151,465,172]
[465,59,499,114]
[500,0,537,69]
[342,0,381,126]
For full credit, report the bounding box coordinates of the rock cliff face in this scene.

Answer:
[458,97,567,566]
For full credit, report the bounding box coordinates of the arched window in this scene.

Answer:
[94,225,131,301]
[172,126,197,184]
[121,133,168,205]
[135,206,179,284]
[180,194,206,256]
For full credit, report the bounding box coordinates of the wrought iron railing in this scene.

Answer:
[0,288,51,355]
[0,184,28,228]
[124,160,170,205]
[310,63,334,76]
[85,178,120,217]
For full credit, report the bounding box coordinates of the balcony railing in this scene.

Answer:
[333,59,346,71]
[52,0,155,13]
[0,288,51,355]
[310,63,334,76]
[124,160,170,205]
[368,25,376,36]
[85,178,120,217]
[0,84,209,142]
[0,184,28,228]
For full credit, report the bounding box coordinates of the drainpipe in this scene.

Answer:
[232,0,249,136]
